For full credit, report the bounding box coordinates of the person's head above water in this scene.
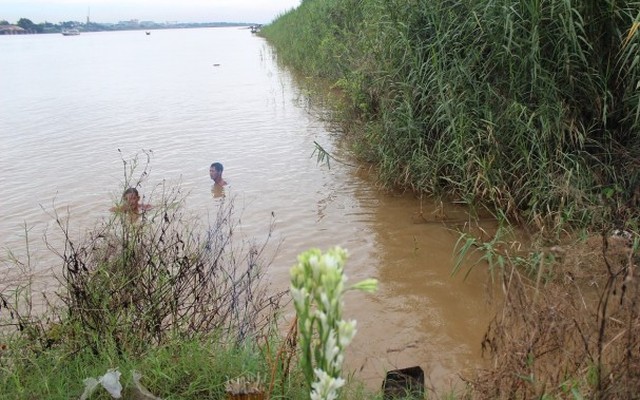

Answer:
[111,187,151,215]
[209,162,227,186]
[210,162,223,174]
[122,187,141,211]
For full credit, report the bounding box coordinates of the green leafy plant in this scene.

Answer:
[290,247,377,400]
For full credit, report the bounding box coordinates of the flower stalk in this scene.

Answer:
[290,247,378,400]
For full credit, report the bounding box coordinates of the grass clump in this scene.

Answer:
[463,232,640,399]
[0,333,301,399]
[54,186,279,355]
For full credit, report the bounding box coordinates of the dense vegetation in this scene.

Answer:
[262,1,640,398]
[262,0,640,233]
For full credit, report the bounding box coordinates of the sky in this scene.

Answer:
[0,0,301,24]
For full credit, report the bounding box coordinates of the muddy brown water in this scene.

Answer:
[0,27,497,392]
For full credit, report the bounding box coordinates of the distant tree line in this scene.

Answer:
[0,17,254,34]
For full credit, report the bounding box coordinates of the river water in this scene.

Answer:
[0,27,496,391]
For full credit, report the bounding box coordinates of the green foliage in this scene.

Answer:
[0,156,289,398]
[16,18,34,29]
[53,160,284,356]
[290,247,377,399]
[263,0,640,232]
[0,334,298,399]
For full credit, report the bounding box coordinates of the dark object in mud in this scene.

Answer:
[382,366,425,399]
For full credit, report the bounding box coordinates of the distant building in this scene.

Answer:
[0,25,27,34]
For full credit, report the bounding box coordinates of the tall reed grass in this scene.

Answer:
[262,0,640,232]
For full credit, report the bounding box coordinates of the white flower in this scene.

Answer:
[310,368,345,400]
[309,255,321,279]
[323,331,340,366]
[338,320,357,347]
[289,247,376,400]
[323,254,339,271]
[290,286,308,307]
[315,310,328,331]
[319,292,331,311]
[334,354,344,369]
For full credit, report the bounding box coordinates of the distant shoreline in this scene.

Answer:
[1,20,260,35]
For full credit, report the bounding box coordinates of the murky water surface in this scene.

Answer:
[0,27,496,391]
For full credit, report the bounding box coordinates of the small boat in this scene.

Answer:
[61,28,80,36]
[145,31,151,35]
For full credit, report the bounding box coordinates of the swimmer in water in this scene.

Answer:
[110,187,152,215]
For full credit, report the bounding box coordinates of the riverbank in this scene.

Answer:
[260,0,640,397]
[260,0,639,231]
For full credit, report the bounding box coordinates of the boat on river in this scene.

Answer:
[61,28,80,36]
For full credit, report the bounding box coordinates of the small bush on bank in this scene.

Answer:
[454,231,640,399]
[54,185,283,355]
